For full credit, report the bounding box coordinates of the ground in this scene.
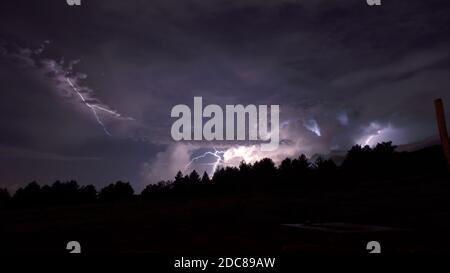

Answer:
[2,176,450,254]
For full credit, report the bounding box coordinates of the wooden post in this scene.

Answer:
[434,98,450,170]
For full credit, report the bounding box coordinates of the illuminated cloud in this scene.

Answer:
[303,118,321,137]
[337,112,349,126]
[2,0,450,190]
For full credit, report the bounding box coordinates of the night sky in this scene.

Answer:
[1,0,450,191]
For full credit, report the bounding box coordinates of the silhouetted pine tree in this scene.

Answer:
[0,188,11,208]
[98,181,134,202]
[200,172,210,184]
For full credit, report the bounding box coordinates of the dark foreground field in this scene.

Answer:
[2,176,450,254]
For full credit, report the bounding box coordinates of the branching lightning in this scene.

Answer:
[184,147,225,177]
[66,78,135,136]
[66,78,112,136]
[90,104,134,121]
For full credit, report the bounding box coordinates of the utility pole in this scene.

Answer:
[434,98,450,170]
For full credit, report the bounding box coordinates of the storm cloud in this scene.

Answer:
[1,0,450,191]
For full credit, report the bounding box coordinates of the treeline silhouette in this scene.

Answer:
[0,142,448,208]
[0,180,134,208]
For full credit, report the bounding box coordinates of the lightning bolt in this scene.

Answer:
[184,147,225,177]
[364,130,382,146]
[364,135,375,146]
[66,78,112,136]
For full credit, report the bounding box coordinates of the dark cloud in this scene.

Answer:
[1,0,450,190]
